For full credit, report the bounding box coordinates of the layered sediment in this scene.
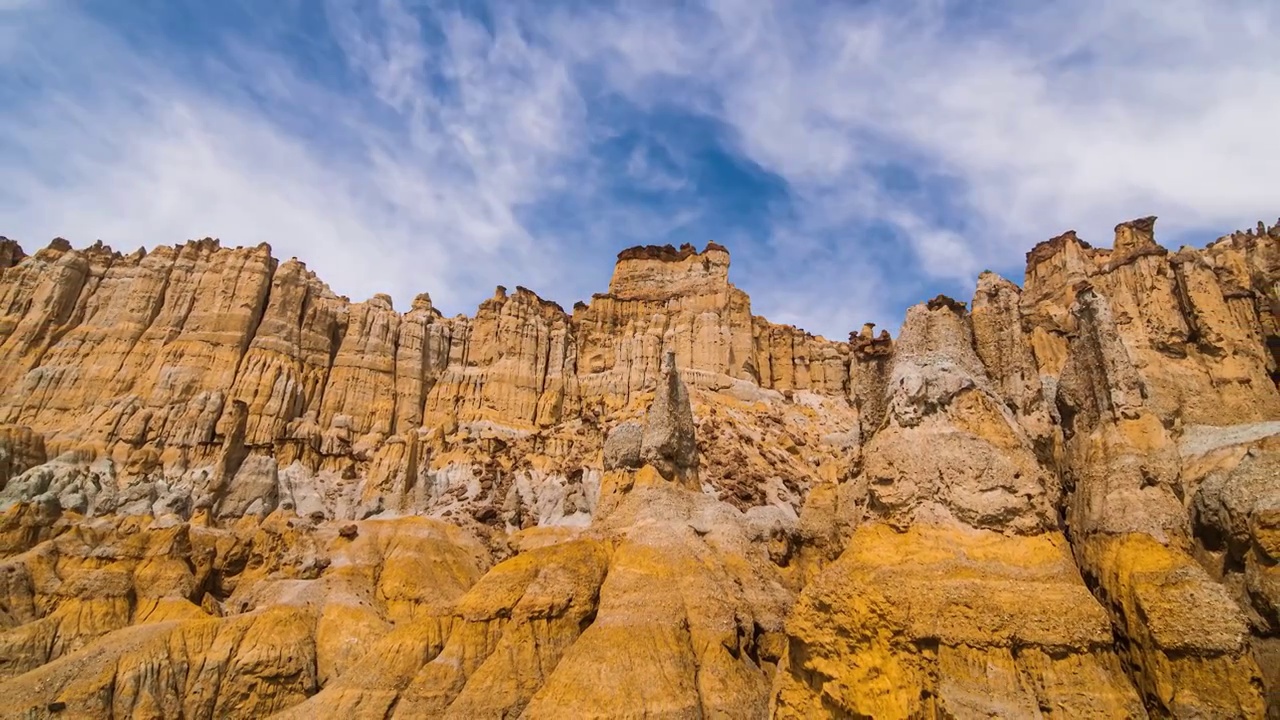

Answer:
[0,217,1277,718]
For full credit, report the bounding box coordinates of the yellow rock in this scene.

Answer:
[1079,533,1265,718]
[0,218,1278,717]
[774,523,1144,719]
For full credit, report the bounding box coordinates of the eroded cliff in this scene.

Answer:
[0,218,1278,718]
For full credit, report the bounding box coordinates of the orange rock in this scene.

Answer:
[0,216,1278,717]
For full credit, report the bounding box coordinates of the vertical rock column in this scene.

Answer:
[1056,284,1266,718]
[639,351,699,489]
[774,298,1143,719]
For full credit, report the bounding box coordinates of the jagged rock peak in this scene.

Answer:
[512,285,567,315]
[1025,229,1091,273]
[924,294,967,314]
[607,241,732,301]
[410,292,436,314]
[0,237,25,269]
[1114,215,1157,238]
[974,269,1020,297]
[615,240,728,262]
[1109,215,1166,266]
[850,323,892,357]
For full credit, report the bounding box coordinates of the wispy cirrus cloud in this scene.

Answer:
[0,0,606,313]
[1,0,1277,338]
[537,0,1280,330]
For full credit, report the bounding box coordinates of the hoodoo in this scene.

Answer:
[1,220,1280,717]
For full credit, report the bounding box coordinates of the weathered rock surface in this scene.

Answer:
[776,292,1137,718]
[0,219,1278,717]
[638,350,699,487]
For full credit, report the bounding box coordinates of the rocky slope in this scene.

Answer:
[0,218,1278,718]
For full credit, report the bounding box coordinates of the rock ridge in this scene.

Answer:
[1,214,1280,718]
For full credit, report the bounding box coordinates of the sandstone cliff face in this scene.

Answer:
[0,220,1278,718]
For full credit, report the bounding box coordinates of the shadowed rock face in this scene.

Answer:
[1,217,1280,718]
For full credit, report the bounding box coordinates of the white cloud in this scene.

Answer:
[525,0,1280,333]
[624,145,688,193]
[0,0,595,314]
[2,0,1277,340]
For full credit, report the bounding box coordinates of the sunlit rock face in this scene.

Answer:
[0,218,1279,718]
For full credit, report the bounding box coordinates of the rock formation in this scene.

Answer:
[0,219,1278,718]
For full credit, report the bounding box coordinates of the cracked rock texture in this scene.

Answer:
[0,218,1279,718]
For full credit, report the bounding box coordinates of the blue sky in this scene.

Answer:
[2,0,1278,338]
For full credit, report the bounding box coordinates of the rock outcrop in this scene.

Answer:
[775,295,1140,718]
[0,219,1278,717]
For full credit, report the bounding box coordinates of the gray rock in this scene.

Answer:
[1194,450,1280,561]
[32,492,61,523]
[858,299,1061,536]
[58,491,88,515]
[603,420,643,470]
[0,464,54,511]
[217,454,279,518]
[278,461,329,519]
[153,486,192,518]
[111,480,160,516]
[640,351,699,484]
